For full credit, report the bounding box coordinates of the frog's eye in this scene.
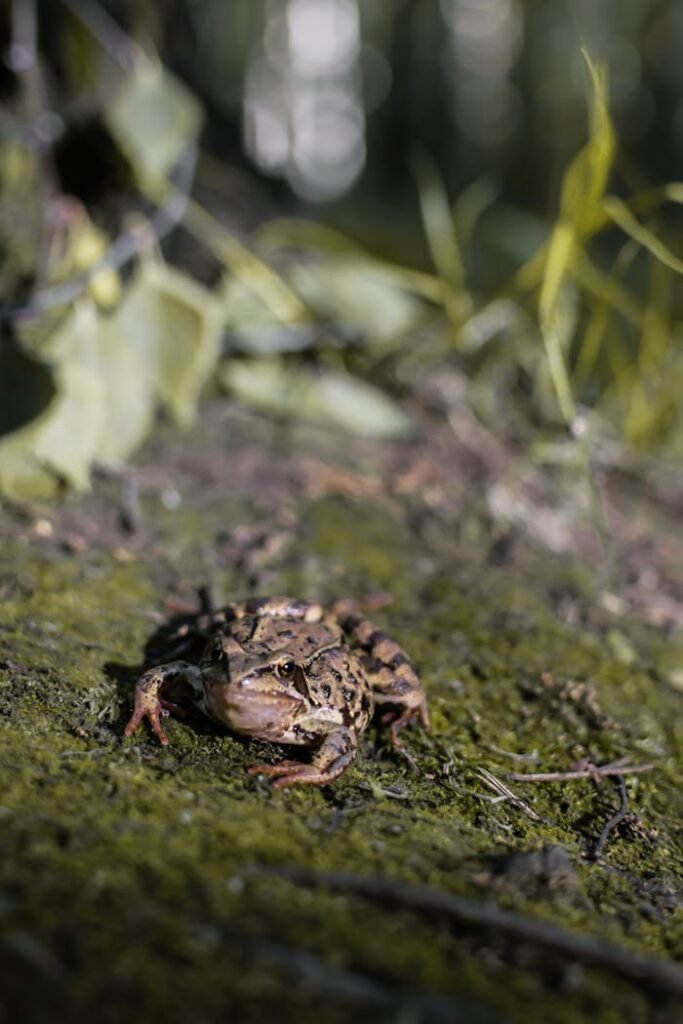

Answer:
[278,659,296,679]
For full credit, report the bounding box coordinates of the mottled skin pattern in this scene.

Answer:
[124,597,429,787]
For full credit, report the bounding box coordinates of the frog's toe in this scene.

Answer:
[247,760,301,777]
[145,709,170,745]
[271,763,353,787]
[382,703,429,748]
[124,708,170,746]
[159,697,188,719]
[247,760,337,787]
[123,712,142,739]
[270,766,329,787]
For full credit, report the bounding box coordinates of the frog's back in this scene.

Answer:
[231,613,340,660]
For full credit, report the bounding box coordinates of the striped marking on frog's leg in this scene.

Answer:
[334,610,430,746]
[225,597,325,624]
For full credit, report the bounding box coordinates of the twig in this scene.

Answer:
[359,783,413,801]
[63,0,140,72]
[507,759,654,783]
[118,476,142,535]
[249,866,683,998]
[475,767,545,823]
[8,0,61,278]
[180,195,308,324]
[0,0,195,323]
[445,783,509,804]
[590,776,629,861]
[0,142,197,323]
[212,932,481,1021]
[483,743,540,763]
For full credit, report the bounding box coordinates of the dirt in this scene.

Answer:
[1,399,682,1024]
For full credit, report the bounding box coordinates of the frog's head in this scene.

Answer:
[201,632,311,741]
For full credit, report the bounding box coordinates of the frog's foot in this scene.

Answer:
[381,699,430,749]
[124,691,170,746]
[123,661,201,746]
[248,729,357,788]
[247,760,351,788]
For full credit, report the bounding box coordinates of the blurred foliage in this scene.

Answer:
[0,1,682,500]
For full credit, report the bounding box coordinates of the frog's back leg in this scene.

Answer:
[333,607,429,746]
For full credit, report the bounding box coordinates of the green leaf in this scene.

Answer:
[258,218,444,302]
[30,302,107,489]
[93,282,159,464]
[221,359,414,439]
[95,259,223,465]
[220,268,317,352]
[313,370,415,438]
[0,144,44,300]
[602,196,683,276]
[221,275,281,330]
[555,55,615,237]
[411,148,472,326]
[288,261,424,344]
[0,257,224,497]
[143,260,223,426]
[538,52,615,424]
[182,201,309,325]
[219,253,426,350]
[0,440,58,501]
[0,303,105,498]
[220,276,314,352]
[105,58,202,186]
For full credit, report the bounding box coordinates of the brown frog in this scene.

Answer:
[124,596,429,787]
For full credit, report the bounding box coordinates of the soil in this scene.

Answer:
[1,398,682,1024]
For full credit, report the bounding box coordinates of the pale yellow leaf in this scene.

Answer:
[105,58,202,186]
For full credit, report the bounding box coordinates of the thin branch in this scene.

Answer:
[62,0,140,72]
[0,142,197,323]
[475,767,545,823]
[483,743,540,763]
[590,776,629,861]
[359,783,413,801]
[9,0,37,72]
[507,759,654,783]
[211,931,482,1022]
[250,866,683,999]
[8,0,61,278]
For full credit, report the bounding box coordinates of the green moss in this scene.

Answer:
[0,485,682,1024]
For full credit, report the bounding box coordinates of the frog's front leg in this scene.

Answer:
[334,608,429,747]
[248,727,357,788]
[123,661,203,746]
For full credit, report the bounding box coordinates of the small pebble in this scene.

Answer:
[33,518,53,538]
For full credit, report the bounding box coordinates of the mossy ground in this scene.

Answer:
[1,405,682,1024]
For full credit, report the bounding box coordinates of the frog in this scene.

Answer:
[123,596,429,787]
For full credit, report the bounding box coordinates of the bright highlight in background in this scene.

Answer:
[244,0,365,201]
